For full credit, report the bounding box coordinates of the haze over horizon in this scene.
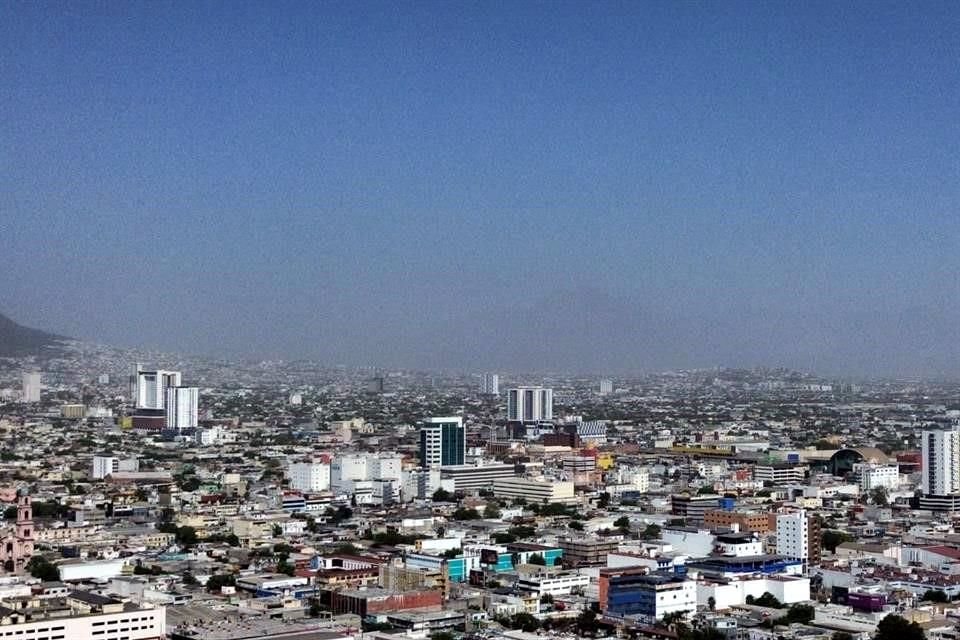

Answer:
[3,2,959,377]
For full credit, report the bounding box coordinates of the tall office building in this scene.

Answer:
[507,387,553,422]
[420,417,466,469]
[21,373,41,403]
[480,373,499,396]
[599,379,613,395]
[922,425,960,496]
[165,387,199,433]
[130,364,182,410]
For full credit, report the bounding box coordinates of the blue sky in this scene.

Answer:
[2,1,959,375]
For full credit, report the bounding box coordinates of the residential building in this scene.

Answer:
[480,373,499,396]
[559,537,620,568]
[703,509,775,534]
[21,372,41,403]
[776,509,821,567]
[922,425,960,496]
[507,387,553,423]
[130,365,181,410]
[853,463,900,492]
[164,386,198,433]
[288,462,331,493]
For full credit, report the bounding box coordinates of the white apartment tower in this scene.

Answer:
[480,373,500,396]
[507,387,553,422]
[288,462,331,493]
[922,425,960,496]
[776,510,810,563]
[21,373,41,403]
[131,364,182,410]
[165,386,199,432]
[599,379,613,395]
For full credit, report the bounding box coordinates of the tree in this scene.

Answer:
[182,570,199,586]
[528,553,546,566]
[176,526,199,548]
[876,615,925,640]
[569,520,584,531]
[782,603,814,624]
[432,488,454,502]
[870,486,889,506]
[577,609,599,636]
[831,633,854,640]
[821,530,852,552]
[707,596,716,611]
[508,525,536,539]
[276,559,295,576]
[334,543,360,555]
[508,612,540,632]
[452,507,480,520]
[492,532,516,544]
[308,598,323,617]
[226,533,240,547]
[26,556,59,582]
[642,523,662,540]
[598,492,611,508]
[272,524,283,537]
[752,592,782,608]
[483,503,502,519]
[541,593,554,604]
[206,573,236,592]
[441,548,462,559]
[614,515,631,532]
[922,589,948,603]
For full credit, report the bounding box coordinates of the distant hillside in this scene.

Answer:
[0,313,69,357]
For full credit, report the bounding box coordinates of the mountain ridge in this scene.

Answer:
[0,312,70,357]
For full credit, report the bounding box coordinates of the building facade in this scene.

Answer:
[419,417,465,469]
[506,387,553,422]
[921,425,960,497]
[164,387,199,433]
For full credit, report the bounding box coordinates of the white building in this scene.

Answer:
[288,462,331,493]
[91,456,139,480]
[21,372,41,403]
[165,386,199,432]
[516,572,591,596]
[288,392,303,406]
[331,455,369,493]
[599,379,613,395]
[130,365,181,410]
[492,477,575,504]
[922,425,960,496]
[369,455,403,482]
[507,387,553,422]
[196,425,228,446]
[0,594,165,640]
[480,373,499,396]
[776,510,810,563]
[854,463,900,492]
[696,575,810,610]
